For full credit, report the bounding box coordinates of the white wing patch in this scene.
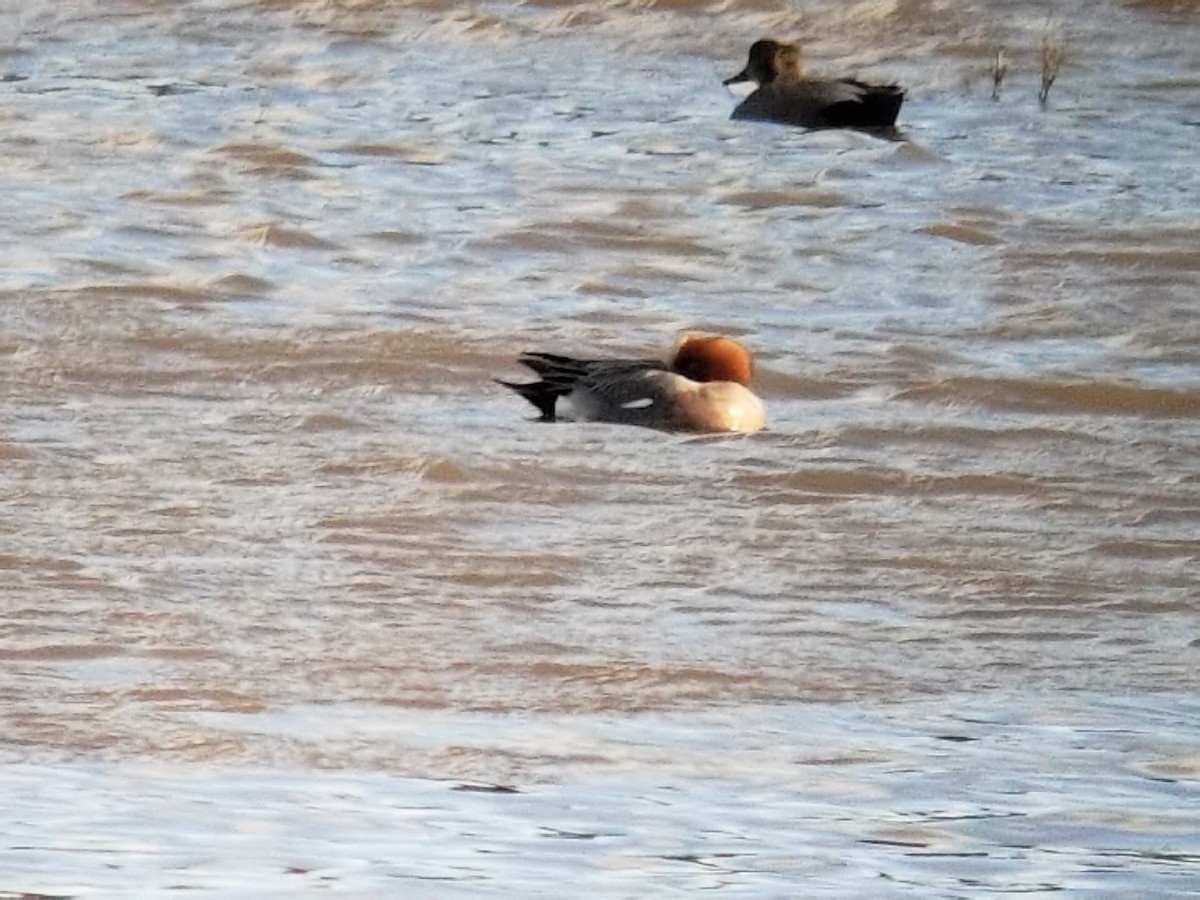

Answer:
[620,397,655,410]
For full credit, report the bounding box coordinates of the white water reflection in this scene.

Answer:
[4,695,1199,896]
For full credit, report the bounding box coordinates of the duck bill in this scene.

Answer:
[723,68,751,86]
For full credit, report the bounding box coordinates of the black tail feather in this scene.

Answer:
[494,352,589,421]
[515,352,590,384]
[825,83,904,129]
[494,378,561,421]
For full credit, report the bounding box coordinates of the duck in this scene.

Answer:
[496,334,766,434]
[723,38,904,130]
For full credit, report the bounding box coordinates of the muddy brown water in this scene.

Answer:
[2,0,1198,894]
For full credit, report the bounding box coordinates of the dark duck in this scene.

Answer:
[723,38,904,131]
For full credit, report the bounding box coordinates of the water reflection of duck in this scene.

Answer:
[723,39,904,130]
[497,334,766,434]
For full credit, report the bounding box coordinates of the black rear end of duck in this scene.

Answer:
[822,81,904,129]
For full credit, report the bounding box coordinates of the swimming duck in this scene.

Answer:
[497,334,766,434]
[723,38,904,130]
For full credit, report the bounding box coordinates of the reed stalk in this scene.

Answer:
[1039,35,1067,107]
[991,46,1008,100]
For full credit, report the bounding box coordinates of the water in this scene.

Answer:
[2,0,1199,894]
[4,698,1200,896]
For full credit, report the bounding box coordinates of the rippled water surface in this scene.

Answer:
[2,0,1199,894]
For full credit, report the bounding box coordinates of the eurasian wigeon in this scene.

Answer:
[724,38,904,130]
[497,334,766,434]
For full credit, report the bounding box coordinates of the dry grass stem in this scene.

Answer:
[1040,36,1067,107]
[991,46,1008,100]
